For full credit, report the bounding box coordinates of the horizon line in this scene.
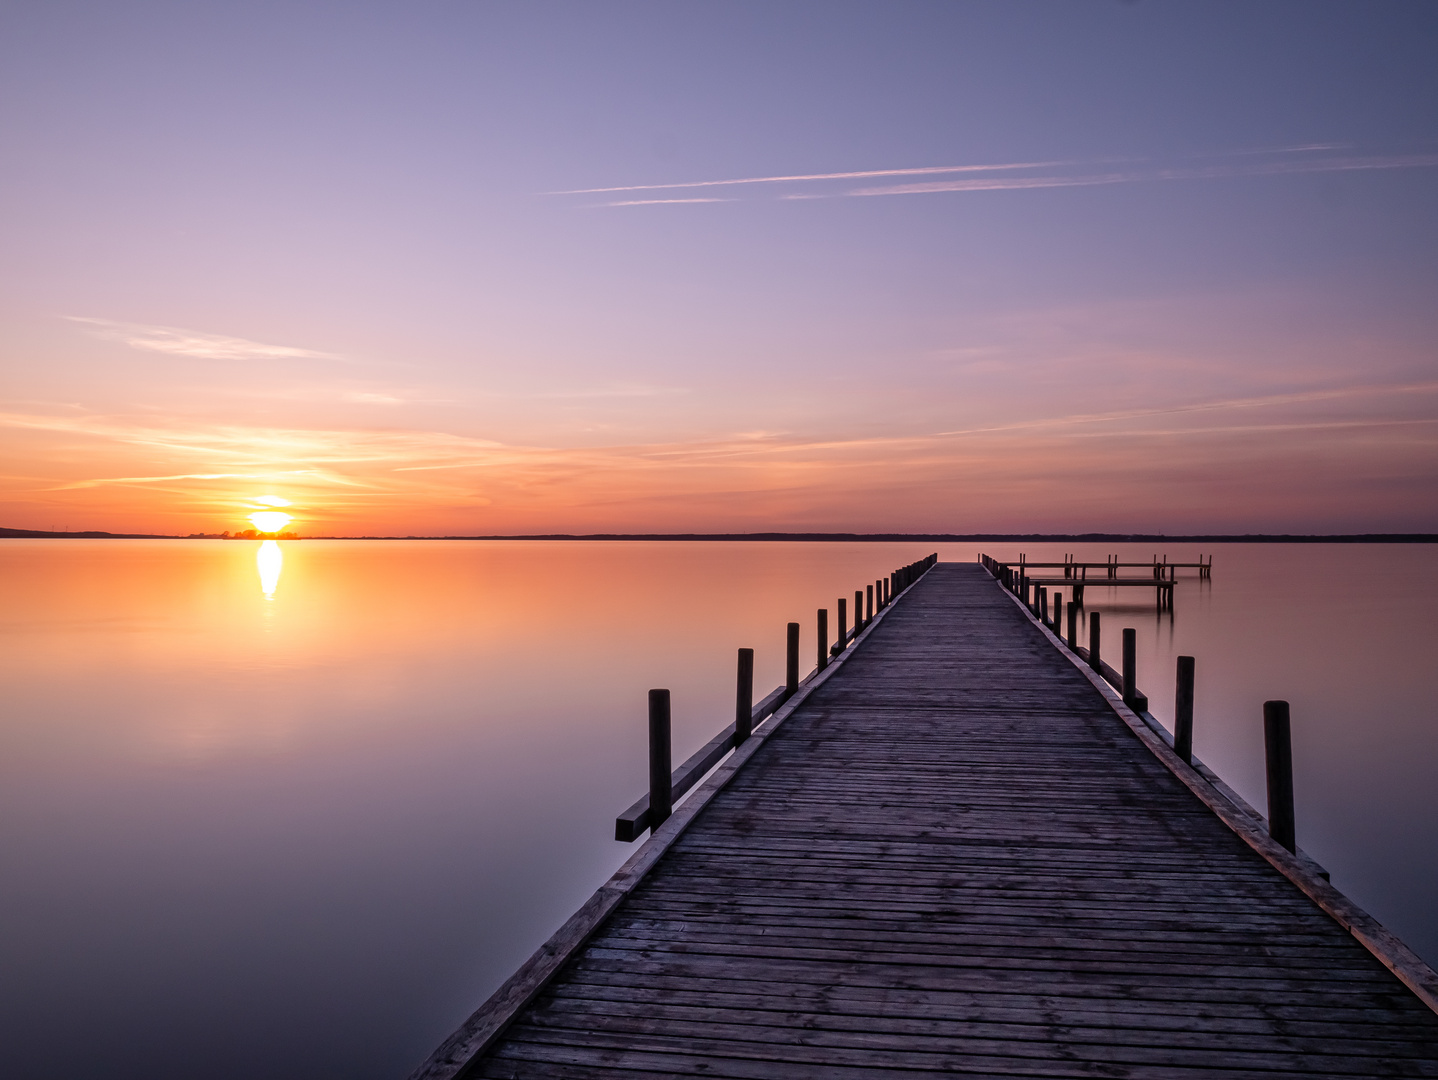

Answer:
[3,527,1436,544]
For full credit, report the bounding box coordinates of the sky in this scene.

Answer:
[2,0,1436,536]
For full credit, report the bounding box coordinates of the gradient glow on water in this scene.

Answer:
[0,540,1434,1079]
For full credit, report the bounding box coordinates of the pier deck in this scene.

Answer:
[418,562,1438,1079]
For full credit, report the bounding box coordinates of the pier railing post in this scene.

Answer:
[735,649,754,744]
[1174,656,1195,764]
[866,584,874,623]
[817,609,828,671]
[1053,593,1062,637]
[648,689,672,830]
[837,598,848,651]
[1088,611,1101,672]
[1264,700,1296,852]
[785,623,799,696]
[855,590,864,633]
[1122,628,1137,705]
[1067,599,1078,649]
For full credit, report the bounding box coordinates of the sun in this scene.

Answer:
[248,510,293,534]
[247,497,294,534]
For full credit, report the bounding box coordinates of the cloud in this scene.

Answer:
[555,147,1438,206]
[597,198,732,207]
[550,160,1067,195]
[68,317,339,362]
[844,154,1438,199]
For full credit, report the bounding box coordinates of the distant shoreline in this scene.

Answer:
[4,526,1436,543]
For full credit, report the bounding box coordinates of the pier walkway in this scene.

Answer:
[417,562,1438,1079]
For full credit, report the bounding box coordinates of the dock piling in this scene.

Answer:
[1089,611,1101,672]
[866,584,874,624]
[1264,700,1296,852]
[785,623,799,696]
[648,690,673,830]
[1175,656,1195,764]
[1122,628,1137,705]
[817,609,828,671]
[836,597,848,652]
[855,590,864,633]
[1053,593,1063,637]
[1067,599,1078,649]
[735,649,754,744]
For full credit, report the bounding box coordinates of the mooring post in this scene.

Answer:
[836,598,847,652]
[648,689,673,830]
[785,622,799,696]
[1264,700,1296,852]
[817,609,829,671]
[735,649,754,744]
[1174,656,1195,764]
[1040,586,1048,624]
[1067,598,1078,649]
[1089,611,1101,671]
[1053,593,1062,637]
[1122,628,1137,705]
[866,584,874,623]
[855,590,864,632]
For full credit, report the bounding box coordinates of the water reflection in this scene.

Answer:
[257,540,283,597]
[0,540,1433,1080]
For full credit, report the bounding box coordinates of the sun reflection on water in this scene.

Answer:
[257,540,283,598]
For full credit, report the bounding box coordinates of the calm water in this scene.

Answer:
[0,540,1434,1078]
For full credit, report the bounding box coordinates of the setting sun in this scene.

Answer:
[248,510,293,533]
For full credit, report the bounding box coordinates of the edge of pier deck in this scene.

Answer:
[408,566,932,1080]
[992,567,1438,1015]
[411,559,1438,1080]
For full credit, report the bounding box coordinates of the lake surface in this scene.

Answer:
[1,540,1435,1078]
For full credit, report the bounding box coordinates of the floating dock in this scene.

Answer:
[414,561,1438,1078]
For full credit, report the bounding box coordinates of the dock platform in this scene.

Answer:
[415,562,1438,1079]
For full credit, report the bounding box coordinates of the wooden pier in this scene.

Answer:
[413,560,1438,1079]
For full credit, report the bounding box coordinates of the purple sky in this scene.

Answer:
[2,1,1436,534]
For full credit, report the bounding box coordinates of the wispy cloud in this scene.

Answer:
[599,198,733,207]
[845,153,1438,199]
[551,160,1067,195]
[68,317,340,362]
[555,146,1438,206]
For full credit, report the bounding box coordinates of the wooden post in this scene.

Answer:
[1067,597,1078,649]
[855,590,864,632]
[785,622,799,696]
[1264,700,1296,852]
[1053,593,1062,638]
[817,609,828,671]
[1174,656,1195,764]
[648,689,672,830]
[866,584,874,623]
[1088,611,1101,671]
[1040,586,1048,624]
[1122,628,1136,705]
[735,649,754,744]
[836,598,847,652]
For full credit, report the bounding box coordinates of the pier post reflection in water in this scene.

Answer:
[257,539,283,598]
